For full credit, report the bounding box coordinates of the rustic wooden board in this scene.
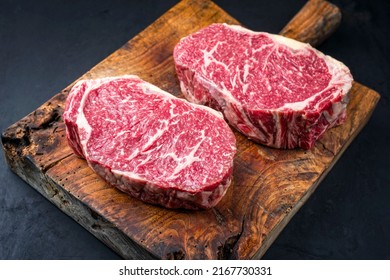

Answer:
[1,0,380,259]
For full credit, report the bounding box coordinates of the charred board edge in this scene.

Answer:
[2,150,158,260]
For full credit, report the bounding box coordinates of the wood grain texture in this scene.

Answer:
[1,0,380,259]
[280,0,341,46]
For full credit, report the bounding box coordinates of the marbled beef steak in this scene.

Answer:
[174,23,353,149]
[63,75,237,209]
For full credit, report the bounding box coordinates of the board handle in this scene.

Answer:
[280,0,342,47]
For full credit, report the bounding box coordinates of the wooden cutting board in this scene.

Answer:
[1,0,380,259]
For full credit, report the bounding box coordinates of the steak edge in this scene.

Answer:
[173,23,353,149]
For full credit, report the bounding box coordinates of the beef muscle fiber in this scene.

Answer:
[173,23,353,149]
[63,75,237,209]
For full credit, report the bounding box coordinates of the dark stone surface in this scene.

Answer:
[0,0,389,259]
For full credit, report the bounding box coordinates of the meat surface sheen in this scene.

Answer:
[173,23,353,149]
[63,75,237,209]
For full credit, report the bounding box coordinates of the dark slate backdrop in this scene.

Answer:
[0,0,389,259]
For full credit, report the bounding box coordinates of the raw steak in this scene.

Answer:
[63,75,237,209]
[173,23,353,149]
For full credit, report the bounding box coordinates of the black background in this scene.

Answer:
[0,0,389,259]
